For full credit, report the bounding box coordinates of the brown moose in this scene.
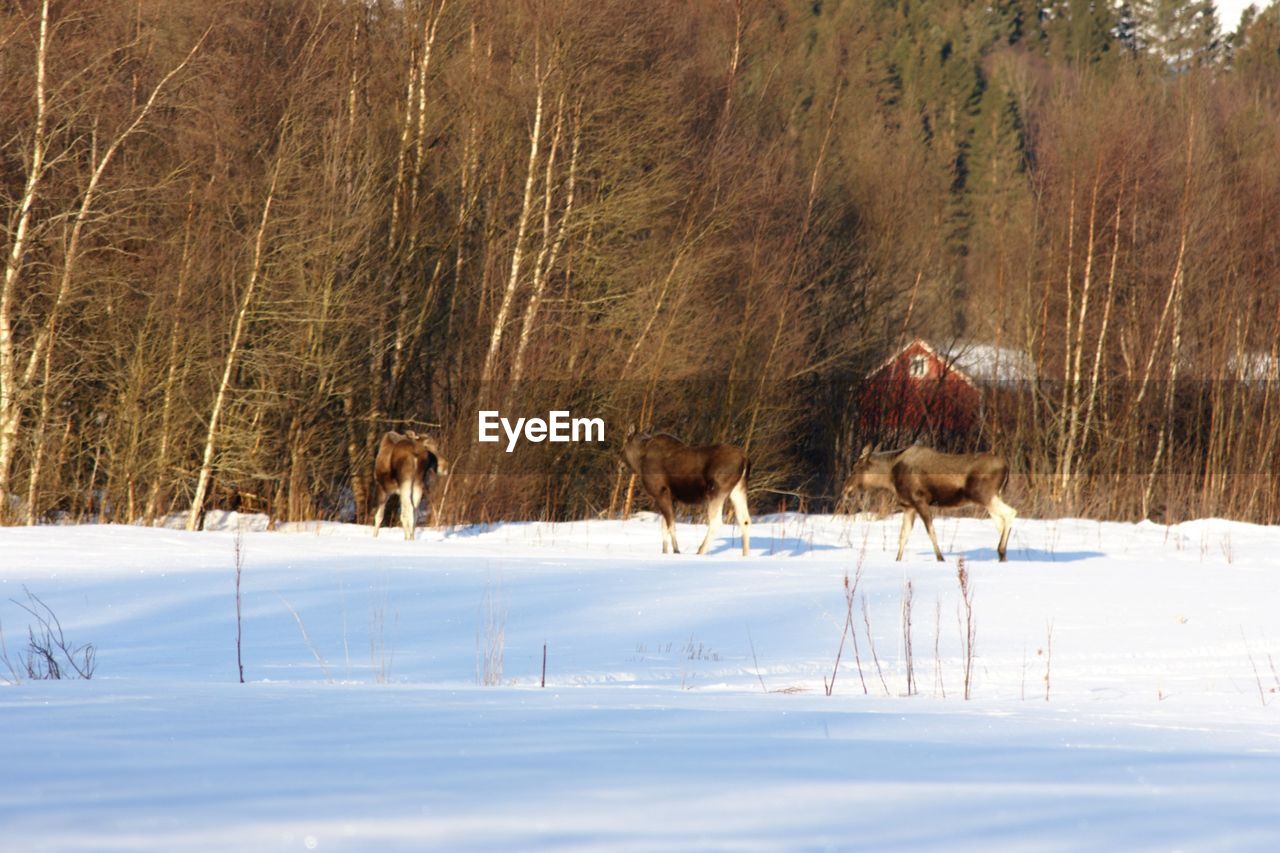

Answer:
[372,430,449,540]
[621,431,751,556]
[843,444,1016,561]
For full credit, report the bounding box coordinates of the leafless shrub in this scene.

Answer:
[1,618,23,684]
[11,588,95,680]
[234,527,245,683]
[279,595,332,682]
[862,593,890,696]
[824,558,867,696]
[957,559,976,700]
[682,635,720,661]
[1044,619,1055,703]
[1021,642,1028,701]
[478,582,506,686]
[933,596,945,699]
[901,579,916,696]
[1242,629,1270,707]
[369,604,397,685]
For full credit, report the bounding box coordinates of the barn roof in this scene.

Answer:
[941,342,1037,385]
[1229,350,1280,383]
[866,339,978,388]
[867,339,1036,387]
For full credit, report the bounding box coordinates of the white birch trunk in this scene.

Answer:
[0,0,50,515]
[1059,173,1100,492]
[480,61,545,384]
[1078,184,1125,480]
[511,99,579,386]
[1,7,200,516]
[186,166,280,531]
[24,347,53,524]
[1054,178,1077,496]
[391,0,448,388]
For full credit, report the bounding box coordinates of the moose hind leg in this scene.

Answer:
[698,491,727,555]
[372,486,389,537]
[918,505,944,562]
[728,478,750,556]
[400,478,419,541]
[989,497,1017,561]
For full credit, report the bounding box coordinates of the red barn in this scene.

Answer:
[858,339,981,444]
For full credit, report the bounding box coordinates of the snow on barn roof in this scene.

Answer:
[941,341,1036,385]
[1228,350,1279,383]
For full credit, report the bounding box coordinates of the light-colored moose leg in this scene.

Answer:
[698,491,727,555]
[988,496,1017,561]
[657,491,679,554]
[895,507,917,561]
[372,487,388,537]
[665,515,681,554]
[728,478,750,556]
[400,478,418,541]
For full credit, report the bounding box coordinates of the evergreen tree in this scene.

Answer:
[1114,3,1143,53]
[1046,0,1121,63]
[991,0,1048,46]
[1132,0,1223,68]
[1232,3,1280,87]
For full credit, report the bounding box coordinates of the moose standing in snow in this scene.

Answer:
[372,430,449,540]
[842,444,1016,562]
[621,430,751,556]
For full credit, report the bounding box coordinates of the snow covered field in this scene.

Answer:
[2,512,1279,851]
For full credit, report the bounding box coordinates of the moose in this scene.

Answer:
[842,444,1016,562]
[372,429,449,540]
[621,430,751,556]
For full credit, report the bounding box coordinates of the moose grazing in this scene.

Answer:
[842,444,1016,562]
[373,430,449,540]
[621,430,751,556]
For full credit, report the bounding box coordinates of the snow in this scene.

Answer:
[2,513,1279,850]
[942,342,1036,385]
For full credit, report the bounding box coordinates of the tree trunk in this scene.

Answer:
[187,165,280,531]
[0,0,50,519]
[481,56,546,384]
[512,100,579,385]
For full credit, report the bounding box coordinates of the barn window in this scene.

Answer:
[909,354,929,378]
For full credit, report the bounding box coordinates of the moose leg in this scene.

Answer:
[988,497,1017,561]
[895,507,917,561]
[698,491,727,555]
[412,478,427,537]
[657,490,679,554]
[728,478,751,557]
[400,478,418,541]
[372,485,388,537]
[917,504,945,562]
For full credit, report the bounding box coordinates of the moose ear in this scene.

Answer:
[859,443,873,460]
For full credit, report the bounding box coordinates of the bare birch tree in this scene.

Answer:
[1,1,203,519]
